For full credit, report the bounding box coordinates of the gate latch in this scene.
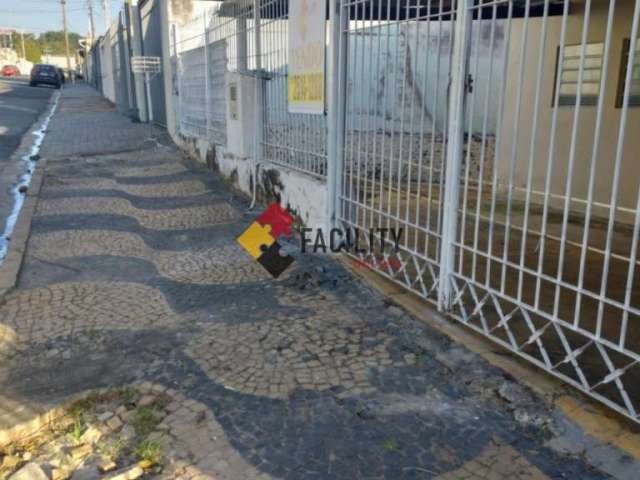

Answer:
[466,74,474,94]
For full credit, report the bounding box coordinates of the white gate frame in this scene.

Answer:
[327,0,348,233]
[326,0,472,306]
[438,0,473,311]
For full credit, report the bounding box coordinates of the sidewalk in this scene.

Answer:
[0,85,635,479]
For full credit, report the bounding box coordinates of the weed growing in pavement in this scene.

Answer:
[132,407,159,436]
[68,391,102,419]
[134,440,162,466]
[68,418,85,445]
[116,387,137,406]
[382,438,398,451]
[97,436,127,461]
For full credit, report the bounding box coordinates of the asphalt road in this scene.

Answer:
[0,77,53,164]
[0,77,54,259]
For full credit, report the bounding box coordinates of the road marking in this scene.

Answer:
[0,103,39,114]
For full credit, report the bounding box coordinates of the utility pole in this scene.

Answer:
[103,0,112,31]
[87,0,96,46]
[20,30,26,59]
[61,0,73,83]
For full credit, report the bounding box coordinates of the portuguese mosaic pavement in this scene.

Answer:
[0,86,627,479]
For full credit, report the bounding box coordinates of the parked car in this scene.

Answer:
[1,65,20,77]
[30,64,62,89]
[58,68,66,84]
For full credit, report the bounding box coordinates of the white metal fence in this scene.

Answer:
[168,0,640,424]
[332,0,640,423]
[256,0,329,177]
[172,3,251,145]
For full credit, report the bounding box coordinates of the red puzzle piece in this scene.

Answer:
[256,202,293,238]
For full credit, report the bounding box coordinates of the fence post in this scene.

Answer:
[203,12,210,137]
[237,16,248,73]
[253,0,264,165]
[159,0,176,132]
[171,23,180,129]
[326,0,347,234]
[438,0,473,311]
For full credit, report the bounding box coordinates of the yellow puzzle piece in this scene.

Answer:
[237,221,275,259]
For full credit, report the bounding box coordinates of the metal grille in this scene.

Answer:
[448,0,640,422]
[172,2,262,146]
[332,0,640,423]
[336,0,460,302]
[257,0,329,177]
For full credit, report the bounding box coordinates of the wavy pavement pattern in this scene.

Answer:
[44,177,213,198]
[37,197,240,230]
[29,230,269,284]
[47,161,188,178]
[0,282,179,353]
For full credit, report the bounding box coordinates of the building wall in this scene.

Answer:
[41,55,77,69]
[100,30,116,103]
[499,0,639,220]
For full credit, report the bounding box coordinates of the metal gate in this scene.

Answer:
[334,0,460,303]
[332,0,640,423]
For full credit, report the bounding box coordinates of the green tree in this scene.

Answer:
[10,32,41,64]
[38,31,81,56]
[24,39,42,64]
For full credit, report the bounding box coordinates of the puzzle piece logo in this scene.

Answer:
[237,202,294,278]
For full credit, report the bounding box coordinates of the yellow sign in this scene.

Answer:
[288,0,326,114]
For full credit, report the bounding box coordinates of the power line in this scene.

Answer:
[0,7,87,13]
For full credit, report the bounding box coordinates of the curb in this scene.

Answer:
[339,256,640,461]
[0,92,58,297]
[0,157,48,297]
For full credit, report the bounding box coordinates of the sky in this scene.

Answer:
[0,0,124,37]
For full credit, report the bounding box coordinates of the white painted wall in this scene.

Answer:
[499,0,640,221]
[100,28,116,103]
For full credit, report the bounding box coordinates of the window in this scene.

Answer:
[616,38,640,107]
[554,42,604,106]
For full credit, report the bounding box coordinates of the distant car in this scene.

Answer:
[1,65,20,77]
[30,64,62,89]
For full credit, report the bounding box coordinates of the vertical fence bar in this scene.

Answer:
[203,12,211,138]
[518,0,551,303]
[253,0,264,169]
[237,14,247,73]
[327,0,348,233]
[438,0,472,310]
[534,0,570,310]
[501,0,531,295]
[552,0,593,320]
[597,0,640,338]
[574,0,616,327]
[170,22,178,127]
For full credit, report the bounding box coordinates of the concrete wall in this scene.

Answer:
[40,55,76,69]
[100,29,115,103]
[498,0,640,220]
